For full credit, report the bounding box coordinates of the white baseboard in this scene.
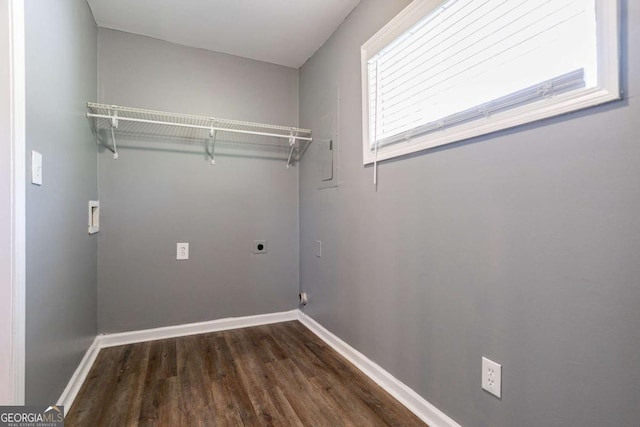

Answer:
[58,309,298,415]
[297,311,461,427]
[57,336,100,416]
[58,309,459,426]
[99,309,299,348]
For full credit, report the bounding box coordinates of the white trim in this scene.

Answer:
[298,311,462,427]
[98,310,299,348]
[364,87,619,165]
[9,0,26,405]
[361,0,621,165]
[57,337,100,416]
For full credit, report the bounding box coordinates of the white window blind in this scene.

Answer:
[366,0,603,150]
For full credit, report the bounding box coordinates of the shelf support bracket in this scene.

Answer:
[209,123,217,165]
[109,107,119,159]
[286,129,296,169]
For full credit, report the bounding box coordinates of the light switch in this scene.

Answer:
[31,151,42,185]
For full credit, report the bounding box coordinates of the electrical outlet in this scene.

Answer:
[482,357,502,398]
[176,243,189,260]
[254,240,267,254]
[31,151,42,185]
[299,292,308,306]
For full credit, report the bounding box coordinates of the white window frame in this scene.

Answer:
[361,0,621,165]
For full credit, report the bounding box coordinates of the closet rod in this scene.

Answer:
[86,113,313,142]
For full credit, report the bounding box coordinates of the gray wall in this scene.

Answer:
[97,29,300,333]
[25,0,98,404]
[299,1,640,426]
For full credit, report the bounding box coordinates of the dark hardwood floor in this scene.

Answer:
[66,321,427,426]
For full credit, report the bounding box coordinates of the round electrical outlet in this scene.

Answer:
[253,240,267,254]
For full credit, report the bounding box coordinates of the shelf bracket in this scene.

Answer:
[209,122,217,165]
[109,108,119,159]
[286,129,296,169]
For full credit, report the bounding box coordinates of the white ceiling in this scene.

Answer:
[86,0,361,68]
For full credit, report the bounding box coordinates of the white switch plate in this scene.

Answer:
[31,151,42,185]
[315,240,322,258]
[482,357,502,398]
[176,243,189,260]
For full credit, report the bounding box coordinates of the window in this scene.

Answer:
[361,0,620,164]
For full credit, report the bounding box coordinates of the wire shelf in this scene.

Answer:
[86,103,312,167]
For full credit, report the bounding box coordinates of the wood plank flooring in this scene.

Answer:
[66,321,427,426]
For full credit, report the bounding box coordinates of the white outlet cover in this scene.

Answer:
[176,243,189,260]
[482,357,502,398]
